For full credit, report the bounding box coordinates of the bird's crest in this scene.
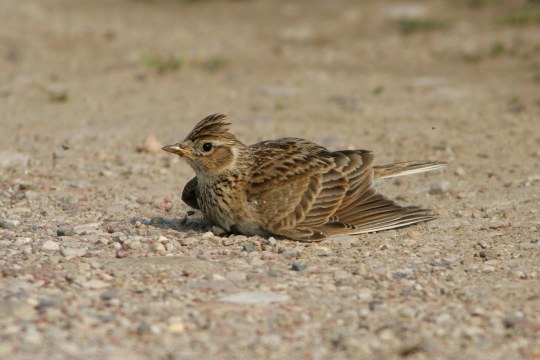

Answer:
[186,114,234,141]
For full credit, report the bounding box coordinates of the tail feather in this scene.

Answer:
[318,208,435,236]
[348,213,436,234]
[317,160,445,238]
[373,161,447,180]
[278,157,445,241]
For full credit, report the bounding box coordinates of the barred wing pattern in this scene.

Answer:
[247,139,434,241]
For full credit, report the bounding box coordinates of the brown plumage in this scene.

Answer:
[162,114,446,241]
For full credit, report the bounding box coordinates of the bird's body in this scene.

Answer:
[163,114,446,241]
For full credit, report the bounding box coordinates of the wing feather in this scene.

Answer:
[246,139,437,241]
[246,138,333,234]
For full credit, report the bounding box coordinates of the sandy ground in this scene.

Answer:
[1,0,539,359]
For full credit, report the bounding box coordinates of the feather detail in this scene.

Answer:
[373,160,447,180]
[173,114,446,242]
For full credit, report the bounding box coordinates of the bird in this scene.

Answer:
[162,114,446,242]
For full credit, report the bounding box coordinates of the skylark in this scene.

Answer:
[162,114,446,241]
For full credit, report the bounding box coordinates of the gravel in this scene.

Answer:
[0,219,18,229]
[1,1,538,359]
[220,291,290,305]
[60,237,89,257]
[57,226,75,237]
[42,240,60,251]
[81,280,110,289]
[429,181,451,195]
[0,150,30,168]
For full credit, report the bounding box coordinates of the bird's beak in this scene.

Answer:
[162,143,192,157]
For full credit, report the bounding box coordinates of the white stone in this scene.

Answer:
[429,181,451,195]
[15,237,32,246]
[42,240,60,251]
[73,222,101,234]
[220,291,289,305]
[152,242,165,252]
[0,150,30,168]
[81,280,110,289]
[61,246,88,258]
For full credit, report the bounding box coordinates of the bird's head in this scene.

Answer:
[162,114,245,177]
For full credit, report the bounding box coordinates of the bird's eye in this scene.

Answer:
[202,142,213,152]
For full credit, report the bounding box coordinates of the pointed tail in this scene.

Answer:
[373,160,446,180]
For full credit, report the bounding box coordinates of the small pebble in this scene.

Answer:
[519,242,539,250]
[472,210,483,219]
[242,242,258,252]
[15,237,32,246]
[211,226,227,236]
[57,226,75,236]
[23,327,42,345]
[220,291,289,305]
[291,262,306,271]
[168,322,185,333]
[502,315,521,329]
[429,181,451,195]
[136,195,152,205]
[61,246,88,258]
[137,134,162,154]
[222,238,235,246]
[136,322,152,335]
[165,241,177,252]
[315,246,332,256]
[82,280,109,289]
[73,222,101,234]
[11,207,31,215]
[454,167,466,176]
[180,237,197,246]
[282,247,302,259]
[99,169,113,177]
[42,240,60,251]
[201,232,214,239]
[260,251,274,260]
[0,150,30,168]
[0,219,18,229]
[152,242,166,252]
[111,232,127,242]
[99,291,117,300]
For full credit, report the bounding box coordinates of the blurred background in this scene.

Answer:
[1,0,538,153]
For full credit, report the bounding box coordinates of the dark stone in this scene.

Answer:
[368,300,383,310]
[0,220,15,229]
[242,242,258,252]
[100,291,118,301]
[57,226,75,236]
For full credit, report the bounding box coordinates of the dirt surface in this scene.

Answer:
[1,0,539,359]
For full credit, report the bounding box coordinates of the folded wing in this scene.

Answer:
[248,139,436,241]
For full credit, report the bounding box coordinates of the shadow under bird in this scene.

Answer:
[162,114,446,241]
